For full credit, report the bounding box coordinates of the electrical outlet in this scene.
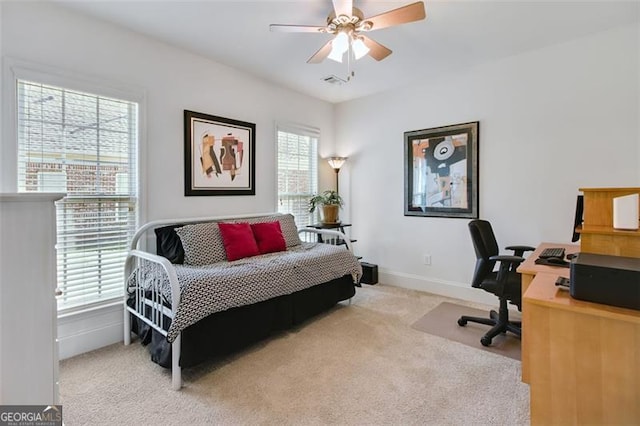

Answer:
[423,254,431,265]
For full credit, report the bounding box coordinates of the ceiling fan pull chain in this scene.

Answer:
[347,41,354,82]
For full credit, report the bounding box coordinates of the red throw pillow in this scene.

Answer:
[251,221,287,255]
[218,222,260,261]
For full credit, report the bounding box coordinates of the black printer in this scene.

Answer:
[570,253,640,310]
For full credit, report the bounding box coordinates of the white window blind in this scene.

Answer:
[16,80,139,312]
[276,125,318,228]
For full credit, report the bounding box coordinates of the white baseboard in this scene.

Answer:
[57,303,124,360]
[377,268,499,306]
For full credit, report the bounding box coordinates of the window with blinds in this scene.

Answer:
[276,125,318,228]
[16,80,139,312]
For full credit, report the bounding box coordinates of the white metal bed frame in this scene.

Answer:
[123,212,354,390]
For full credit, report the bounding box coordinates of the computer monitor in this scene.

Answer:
[571,195,584,242]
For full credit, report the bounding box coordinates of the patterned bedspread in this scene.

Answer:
[128,242,362,343]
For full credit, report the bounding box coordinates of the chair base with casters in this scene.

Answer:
[457,298,522,347]
[458,219,534,347]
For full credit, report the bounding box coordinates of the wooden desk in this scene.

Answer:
[517,242,579,383]
[520,188,640,423]
[518,242,579,293]
[524,272,640,424]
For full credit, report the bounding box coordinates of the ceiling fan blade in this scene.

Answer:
[332,0,353,17]
[361,35,392,61]
[364,1,426,31]
[307,39,334,64]
[270,24,325,33]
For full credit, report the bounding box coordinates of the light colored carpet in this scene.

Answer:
[411,302,521,360]
[59,284,530,425]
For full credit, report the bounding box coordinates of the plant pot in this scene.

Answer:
[321,205,340,224]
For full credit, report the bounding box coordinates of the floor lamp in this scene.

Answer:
[327,157,347,194]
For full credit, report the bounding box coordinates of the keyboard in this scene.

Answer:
[539,247,566,259]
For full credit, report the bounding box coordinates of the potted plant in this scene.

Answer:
[308,190,344,224]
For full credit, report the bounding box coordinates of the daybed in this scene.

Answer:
[124,213,362,390]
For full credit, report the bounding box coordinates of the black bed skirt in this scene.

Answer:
[130,275,356,368]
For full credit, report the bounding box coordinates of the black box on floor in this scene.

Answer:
[360,262,378,285]
[570,253,640,310]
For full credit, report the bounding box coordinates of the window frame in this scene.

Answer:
[275,122,320,228]
[3,58,147,314]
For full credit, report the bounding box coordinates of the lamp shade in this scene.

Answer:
[352,37,370,60]
[328,31,349,63]
[327,157,347,170]
[327,47,344,63]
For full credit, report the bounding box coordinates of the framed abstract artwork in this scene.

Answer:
[184,110,255,196]
[404,121,479,218]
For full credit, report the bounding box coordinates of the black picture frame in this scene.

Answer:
[404,121,479,218]
[184,110,255,196]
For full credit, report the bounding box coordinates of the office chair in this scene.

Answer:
[457,219,535,347]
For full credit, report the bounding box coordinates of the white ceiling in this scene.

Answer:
[55,0,640,104]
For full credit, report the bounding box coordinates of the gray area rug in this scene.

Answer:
[59,285,529,425]
[411,302,521,360]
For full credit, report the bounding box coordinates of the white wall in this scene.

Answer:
[1,2,335,358]
[335,23,640,299]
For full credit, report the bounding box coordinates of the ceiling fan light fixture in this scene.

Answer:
[333,31,350,52]
[327,47,344,63]
[328,30,349,62]
[352,37,370,60]
[270,1,426,65]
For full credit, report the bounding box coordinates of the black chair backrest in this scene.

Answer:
[468,219,499,288]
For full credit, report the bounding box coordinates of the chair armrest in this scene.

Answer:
[489,254,525,265]
[505,245,535,257]
[490,255,525,292]
[505,245,535,252]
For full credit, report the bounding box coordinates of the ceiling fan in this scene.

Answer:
[270,0,427,64]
